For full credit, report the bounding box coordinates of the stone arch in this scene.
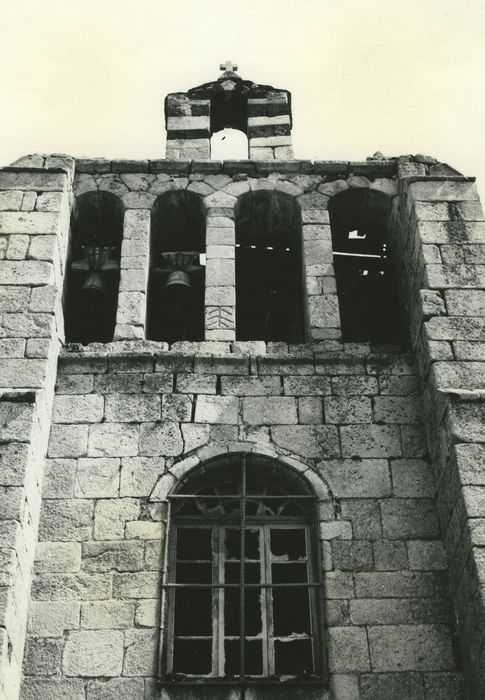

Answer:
[151,445,332,504]
[146,189,206,342]
[328,187,405,344]
[234,188,305,342]
[64,190,123,344]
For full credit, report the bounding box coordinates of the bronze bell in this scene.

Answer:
[81,271,107,294]
[164,270,192,289]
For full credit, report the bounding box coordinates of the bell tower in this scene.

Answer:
[165,62,293,160]
[0,63,483,700]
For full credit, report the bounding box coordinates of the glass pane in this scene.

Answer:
[224,640,263,676]
[173,638,212,675]
[225,528,260,560]
[176,562,212,583]
[174,589,212,635]
[272,563,308,584]
[270,528,306,561]
[224,588,262,636]
[176,528,212,560]
[273,588,310,636]
[225,562,260,584]
[274,639,313,676]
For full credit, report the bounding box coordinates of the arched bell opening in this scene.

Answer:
[210,128,249,160]
[147,191,205,343]
[329,188,405,344]
[64,191,123,345]
[235,190,305,343]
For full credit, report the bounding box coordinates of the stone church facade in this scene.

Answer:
[0,66,484,699]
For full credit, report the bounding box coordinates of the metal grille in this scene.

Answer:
[159,454,326,695]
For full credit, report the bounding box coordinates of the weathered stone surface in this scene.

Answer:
[48,425,88,458]
[63,630,124,677]
[368,624,455,671]
[21,678,85,700]
[75,458,120,497]
[318,459,391,498]
[122,628,158,676]
[39,499,93,542]
[88,423,139,457]
[242,397,297,424]
[360,672,425,700]
[24,637,62,675]
[194,395,239,424]
[139,421,184,456]
[104,393,160,422]
[391,459,435,498]
[82,540,144,572]
[93,498,140,540]
[53,395,104,424]
[340,425,401,457]
[112,571,160,598]
[327,626,370,672]
[381,500,439,539]
[81,600,135,629]
[35,542,81,573]
[85,678,145,700]
[325,397,372,423]
[120,457,162,497]
[271,425,340,458]
[28,600,80,636]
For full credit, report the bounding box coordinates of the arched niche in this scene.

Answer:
[147,190,205,343]
[235,190,304,343]
[210,128,248,160]
[329,188,404,344]
[64,191,123,344]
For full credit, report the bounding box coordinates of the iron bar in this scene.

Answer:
[239,454,247,700]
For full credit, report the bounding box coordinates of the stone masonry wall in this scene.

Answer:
[0,156,74,699]
[21,344,465,700]
[0,154,482,699]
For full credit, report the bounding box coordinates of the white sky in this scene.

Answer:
[1,0,485,196]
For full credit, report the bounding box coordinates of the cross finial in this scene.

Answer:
[220,60,238,75]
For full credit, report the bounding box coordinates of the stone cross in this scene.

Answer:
[220,60,238,74]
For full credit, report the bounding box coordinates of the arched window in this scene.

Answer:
[161,454,324,684]
[64,191,122,344]
[329,188,404,344]
[211,128,249,159]
[235,191,305,343]
[147,191,205,343]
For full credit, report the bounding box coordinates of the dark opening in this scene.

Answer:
[210,90,248,135]
[329,188,405,344]
[147,191,205,343]
[235,191,304,342]
[64,191,123,344]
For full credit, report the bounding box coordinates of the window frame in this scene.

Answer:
[159,454,327,688]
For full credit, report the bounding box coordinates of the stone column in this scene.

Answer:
[203,191,237,341]
[114,210,151,340]
[402,174,485,697]
[247,92,293,160]
[0,158,74,700]
[298,192,341,342]
[164,95,210,160]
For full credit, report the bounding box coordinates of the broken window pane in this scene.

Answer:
[174,589,212,636]
[176,528,212,560]
[273,588,311,636]
[225,528,260,560]
[173,639,212,675]
[274,639,313,676]
[224,640,263,676]
[176,562,212,583]
[272,563,308,584]
[270,528,306,560]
